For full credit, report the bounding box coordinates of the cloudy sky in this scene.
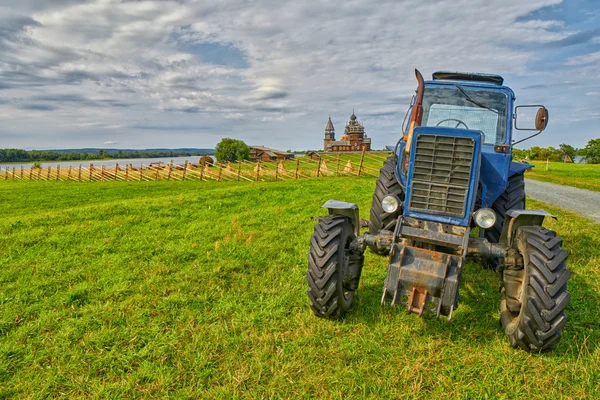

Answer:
[1,0,599,151]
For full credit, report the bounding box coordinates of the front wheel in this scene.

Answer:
[368,156,404,254]
[307,215,364,319]
[500,226,570,351]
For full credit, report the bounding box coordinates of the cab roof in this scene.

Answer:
[432,71,504,86]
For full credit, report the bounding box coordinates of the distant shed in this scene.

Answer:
[306,151,322,161]
[249,146,295,162]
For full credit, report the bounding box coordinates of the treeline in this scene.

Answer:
[0,149,211,163]
[513,138,600,163]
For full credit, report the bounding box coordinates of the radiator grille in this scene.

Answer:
[408,134,475,218]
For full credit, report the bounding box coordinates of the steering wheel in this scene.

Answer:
[436,118,469,129]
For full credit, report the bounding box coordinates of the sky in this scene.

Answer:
[0,0,599,151]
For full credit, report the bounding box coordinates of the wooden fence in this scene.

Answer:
[0,151,391,183]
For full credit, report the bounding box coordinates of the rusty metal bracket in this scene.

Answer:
[407,287,428,316]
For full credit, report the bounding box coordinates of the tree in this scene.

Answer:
[512,148,528,160]
[528,146,542,160]
[215,138,250,162]
[580,138,600,164]
[559,143,576,160]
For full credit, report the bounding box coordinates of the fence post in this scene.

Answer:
[183,161,188,181]
[316,158,322,177]
[37,167,41,180]
[47,167,51,180]
[115,163,119,181]
[125,165,129,181]
[29,167,33,180]
[89,164,93,181]
[101,165,105,182]
[295,159,299,179]
[4,168,7,180]
[275,161,279,181]
[20,166,23,180]
[68,166,72,181]
[12,167,15,180]
[358,148,365,177]
[199,164,204,181]
[336,154,341,176]
[155,165,159,181]
[56,165,60,181]
[237,162,241,181]
[140,164,143,181]
[255,160,261,182]
[78,165,82,181]
[168,164,172,181]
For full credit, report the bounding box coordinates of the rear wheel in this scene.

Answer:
[500,226,570,351]
[307,215,364,319]
[368,156,404,254]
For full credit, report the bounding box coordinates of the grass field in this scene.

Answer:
[526,161,600,192]
[1,178,599,398]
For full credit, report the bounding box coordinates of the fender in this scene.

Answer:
[499,209,556,247]
[508,161,533,178]
[322,200,360,236]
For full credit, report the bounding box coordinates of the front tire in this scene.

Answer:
[500,226,570,352]
[368,156,404,254]
[307,215,364,319]
[485,172,526,244]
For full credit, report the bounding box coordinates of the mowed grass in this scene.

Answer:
[0,178,599,399]
[526,161,600,192]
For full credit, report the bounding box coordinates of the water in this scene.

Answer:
[0,156,215,170]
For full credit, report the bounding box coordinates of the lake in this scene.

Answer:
[0,156,214,170]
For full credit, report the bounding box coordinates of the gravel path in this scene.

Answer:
[525,179,600,223]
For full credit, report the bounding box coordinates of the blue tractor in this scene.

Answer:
[307,70,570,352]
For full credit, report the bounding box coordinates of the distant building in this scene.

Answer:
[306,151,322,160]
[249,146,295,162]
[323,111,371,152]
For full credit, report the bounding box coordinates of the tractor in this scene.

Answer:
[306,70,570,352]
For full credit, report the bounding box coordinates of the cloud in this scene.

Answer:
[103,141,119,145]
[544,27,600,48]
[0,0,598,149]
[565,51,600,66]
[18,103,59,111]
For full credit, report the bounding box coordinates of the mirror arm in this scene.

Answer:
[512,130,542,146]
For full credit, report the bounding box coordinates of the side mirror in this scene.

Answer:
[514,105,549,131]
[535,107,549,130]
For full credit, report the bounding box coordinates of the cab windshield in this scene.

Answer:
[420,86,508,144]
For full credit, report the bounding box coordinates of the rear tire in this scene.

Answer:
[368,156,404,254]
[500,226,570,352]
[485,172,526,243]
[307,215,363,319]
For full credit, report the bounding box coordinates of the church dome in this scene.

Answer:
[325,116,334,132]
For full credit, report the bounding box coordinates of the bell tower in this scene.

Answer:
[324,116,335,150]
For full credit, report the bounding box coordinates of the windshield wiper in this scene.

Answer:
[455,84,498,114]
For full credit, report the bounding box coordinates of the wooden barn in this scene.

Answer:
[249,146,295,162]
[306,151,322,161]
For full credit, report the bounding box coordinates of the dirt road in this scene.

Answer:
[525,179,600,223]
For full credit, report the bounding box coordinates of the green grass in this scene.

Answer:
[1,178,599,398]
[526,161,600,192]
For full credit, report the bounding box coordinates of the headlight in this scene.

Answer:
[473,208,496,229]
[381,194,400,213]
